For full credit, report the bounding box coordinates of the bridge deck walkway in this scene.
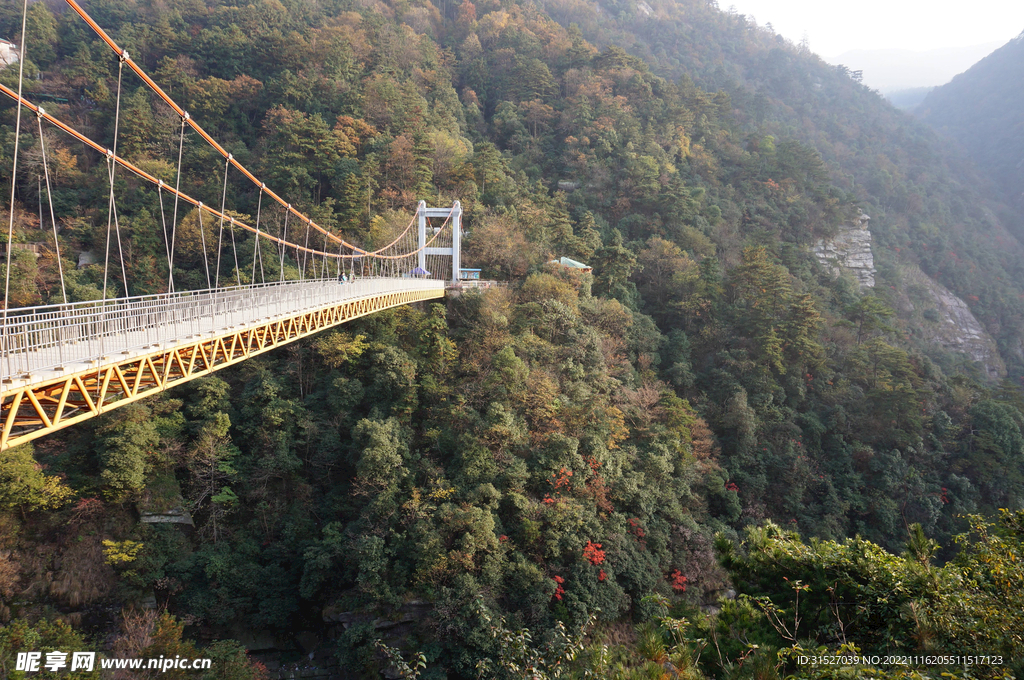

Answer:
[1,277,444,450]
[2,278,441,387]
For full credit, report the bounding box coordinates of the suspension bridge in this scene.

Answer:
[0,0,466,451]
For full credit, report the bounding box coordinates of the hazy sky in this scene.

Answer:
[723,0,1024,58]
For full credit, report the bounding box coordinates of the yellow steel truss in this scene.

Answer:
[1,287,443,451]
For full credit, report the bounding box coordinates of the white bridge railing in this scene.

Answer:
[1,277,443,381]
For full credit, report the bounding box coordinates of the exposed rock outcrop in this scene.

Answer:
[138,506,194,525]
[323,599,432,635]
[814,213,876,288]
[136,473,194,526]
[903,265,1006,379]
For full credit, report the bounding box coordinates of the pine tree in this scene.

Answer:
[784,293,825,369]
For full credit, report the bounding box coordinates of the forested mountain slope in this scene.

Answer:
[0,0,1023,678]
[918,31,1024,218]
[545,0,1024,374]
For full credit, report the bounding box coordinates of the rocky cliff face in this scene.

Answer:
[902,265,1006,379]
[814,215,1005,378]
[814,213,877,288]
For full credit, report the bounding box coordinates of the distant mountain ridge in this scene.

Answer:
[917,30,1024,215]
[884,87,934,111]
[832,42,1002,91]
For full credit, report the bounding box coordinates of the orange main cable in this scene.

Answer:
[46,1,456,262]
[0,83,347,260]
[62,0,353,250]
[361,206,455,261]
